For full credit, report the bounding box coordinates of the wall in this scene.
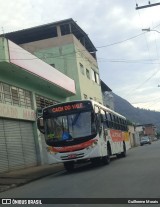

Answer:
[0,38,9,63]
[19,34,103,103]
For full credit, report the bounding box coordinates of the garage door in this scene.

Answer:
[0,118,37,173]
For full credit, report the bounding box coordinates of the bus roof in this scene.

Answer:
[90,100,126,120]
[43,99,126,120]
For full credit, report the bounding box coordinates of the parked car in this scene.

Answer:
[140,136,151,146]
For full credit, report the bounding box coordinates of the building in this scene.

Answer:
[0,19,114,172]
[128,125,140,147]
[0,37,75,173]
[3,18,103,104]
[143,124,156,141]
[135,124,156,141]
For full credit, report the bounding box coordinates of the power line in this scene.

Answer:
[136,2,160,10]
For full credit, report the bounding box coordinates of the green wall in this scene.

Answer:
[0,38,9,63]
[0,62,66,103]
[34,44,82,101]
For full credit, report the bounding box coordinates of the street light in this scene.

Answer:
[142,28,160,89]
[142,28,160,33]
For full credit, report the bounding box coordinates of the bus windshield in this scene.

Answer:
[45,111,96,142]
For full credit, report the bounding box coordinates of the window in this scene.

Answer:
[36,95,58,109]
[91,68,100,84]
[95,73,100,84]
[3,83,12,104]
[0,82,32,108]
[11,88,19,105]
[0,84,2,103]
[84,94,87,99]
[91,68,95,81]
[80,63,84,75]
[86,69,90,79]
[60,24,70,36]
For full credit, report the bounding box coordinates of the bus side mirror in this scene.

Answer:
[37,116,45,134]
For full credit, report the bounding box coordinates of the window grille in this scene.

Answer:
[0,82,32,109]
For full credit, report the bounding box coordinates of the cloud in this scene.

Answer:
[1,0,160,111]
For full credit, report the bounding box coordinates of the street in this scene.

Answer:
[1,140,160,207]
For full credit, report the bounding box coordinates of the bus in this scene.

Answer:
[37,100,128,172]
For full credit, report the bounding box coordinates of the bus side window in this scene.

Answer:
[117,117,120,130]
[121,119,125,130]
[105,112,109,128]
[119,118,123,130]
[94,106,101,130]
[109,113,113,128]
[100,109,106,122]
[124,120,128,131]
[113,115,117,129]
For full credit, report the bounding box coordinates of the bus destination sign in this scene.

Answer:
[52,103,85,113]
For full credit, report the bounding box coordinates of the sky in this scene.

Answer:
[1,0,160,111]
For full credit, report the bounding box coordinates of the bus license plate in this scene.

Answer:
[68,154,77,159]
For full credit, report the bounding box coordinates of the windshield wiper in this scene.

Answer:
[72,112,81,126]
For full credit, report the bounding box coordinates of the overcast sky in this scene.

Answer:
[1,0,160,111]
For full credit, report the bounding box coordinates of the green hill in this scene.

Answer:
[113,93,160,130]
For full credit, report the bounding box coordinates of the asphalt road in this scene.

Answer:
[1,140,160,207]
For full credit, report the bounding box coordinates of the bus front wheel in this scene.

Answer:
[102,147,111,165]
[64,161,74,172]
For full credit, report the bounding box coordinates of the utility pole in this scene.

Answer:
[136,2,160,10]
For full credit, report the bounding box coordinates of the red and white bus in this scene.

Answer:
[37,100,128,172]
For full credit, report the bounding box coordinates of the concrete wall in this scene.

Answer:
[0,38,9,63]
[19,34,103,103]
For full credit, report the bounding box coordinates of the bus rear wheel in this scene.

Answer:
[121,142,126,157]
[64,161,74,172]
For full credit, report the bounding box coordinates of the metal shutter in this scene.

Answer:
[4,119,25,170]
[0,119,9,173]
[20,121,37,167]
[0,118,37,173]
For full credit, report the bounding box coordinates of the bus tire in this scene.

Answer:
[91,157,101,166]
[121,142,126,158]
[102,147,111,165]
[64,161,74,172]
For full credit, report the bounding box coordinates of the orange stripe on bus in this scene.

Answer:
[50,139,97,152]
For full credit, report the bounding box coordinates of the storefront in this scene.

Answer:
[0,37,75,173]
[0,106,37,172]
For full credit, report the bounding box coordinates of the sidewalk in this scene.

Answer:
[0,163,64,193]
